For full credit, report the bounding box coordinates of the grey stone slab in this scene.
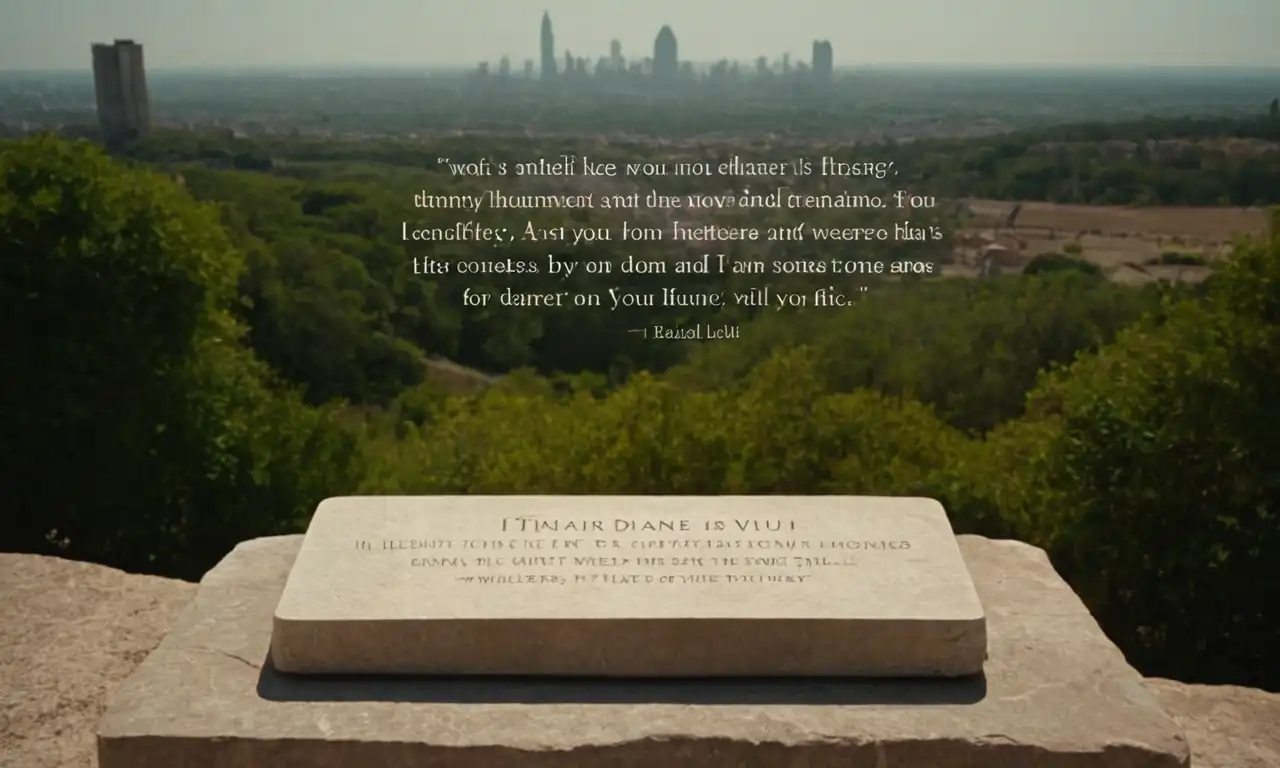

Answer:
[97,522,1191,767]
[271,495,986,677]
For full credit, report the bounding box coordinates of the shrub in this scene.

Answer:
[1023,253,1103,277]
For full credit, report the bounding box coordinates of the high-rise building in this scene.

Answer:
[653,25,678,80]
[812,40,834,80]
[540,12,557,79]
[610,39,623,72]
[91,39,150,143]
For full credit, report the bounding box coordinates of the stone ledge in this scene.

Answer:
[0,553,195,768]
[1147,678,1280,768]
[97,534,1191,768]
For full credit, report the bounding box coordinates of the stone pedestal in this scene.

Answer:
[97,527,1190,766]
[272,495,986,677]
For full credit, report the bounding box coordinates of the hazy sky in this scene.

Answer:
[2,0,1278,71]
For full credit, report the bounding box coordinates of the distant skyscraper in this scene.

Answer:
[812,40,833,80]
[540,12,557,79]
[653,25,678,79]
[610,39,623,71]
[91,39,150,143]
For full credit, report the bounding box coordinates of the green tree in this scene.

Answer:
[0,137,361,578]
[240,235,424,404]
[962,211,1280,689]
[363,346,959,501]
[672,273,1155,433]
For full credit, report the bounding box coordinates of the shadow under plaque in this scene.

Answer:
[255,651,988,706]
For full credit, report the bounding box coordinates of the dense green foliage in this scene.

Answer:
[127,110,1280,210]
[898,113,1280,205]
[934,213,1280,687]
[0,137,362,578]
[131,134,955,403]
[2,135,1277,691]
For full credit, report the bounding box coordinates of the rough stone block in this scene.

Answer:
[98,525,1190,766]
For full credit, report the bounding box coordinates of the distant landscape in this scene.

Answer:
[3,66,1278,138]
[2,64,1278,694]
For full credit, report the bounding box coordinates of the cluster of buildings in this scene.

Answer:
[87,17,840,144]
[500,12,835,84]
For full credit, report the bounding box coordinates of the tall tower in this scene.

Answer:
[610,39,623,71]
[653,25,678,80]
[811,40,833,81]
[540,12,557,79]
[91,39,150,144]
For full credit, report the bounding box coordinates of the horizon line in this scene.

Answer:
[5,62,1280,75]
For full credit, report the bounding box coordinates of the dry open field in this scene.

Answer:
[424,357,499,393]
[954,199,1271,284]
[964,199,1269,242]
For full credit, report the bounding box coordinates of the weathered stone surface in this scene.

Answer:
[99,533,1191,768]
[272,495,986,677]
[1146,678,1280,768]
[0,553,194,768]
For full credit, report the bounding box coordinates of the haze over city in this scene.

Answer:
[3,0,1279,71]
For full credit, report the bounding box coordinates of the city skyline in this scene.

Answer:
[527,14,830,83]
[2,0,1279,71]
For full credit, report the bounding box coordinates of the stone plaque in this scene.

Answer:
[270,496,987,677]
